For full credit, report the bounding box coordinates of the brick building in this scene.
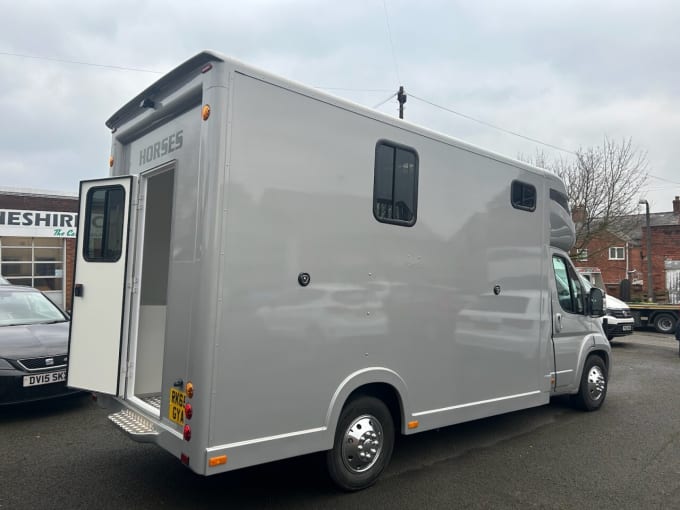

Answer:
[573,196,680,303]
[0,187,78,311]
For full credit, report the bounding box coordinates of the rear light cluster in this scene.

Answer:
[183,381,194,441]
[179,378,228,469]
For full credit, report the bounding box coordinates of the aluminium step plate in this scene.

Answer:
[109,408,159,443]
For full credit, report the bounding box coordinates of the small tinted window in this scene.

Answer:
[511,181,536,211]
[83,186,126,262]
[374,141,418,226]
[550,188,570,212]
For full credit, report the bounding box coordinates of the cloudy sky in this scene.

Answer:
[1,0,679,212]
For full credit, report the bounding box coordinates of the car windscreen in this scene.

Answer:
[0,290,66,326]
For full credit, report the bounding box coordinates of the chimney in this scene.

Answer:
[674,196,680,214]
[572,205,586,224]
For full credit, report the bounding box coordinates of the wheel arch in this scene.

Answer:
[566,334,611,395]
[589,348,610,372]
[324,368,410,449]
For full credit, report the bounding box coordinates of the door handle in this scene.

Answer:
[74,284,84,297]
[555,313,562,332]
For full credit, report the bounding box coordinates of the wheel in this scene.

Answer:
[326,396,394,491]
[571,355,608,411]
[653,313,676,334]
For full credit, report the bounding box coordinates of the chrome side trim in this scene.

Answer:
[552,370,573,375]
[206,426,327,452]
[412,390,541,417]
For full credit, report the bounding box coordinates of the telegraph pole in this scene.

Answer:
[397,86,407,119]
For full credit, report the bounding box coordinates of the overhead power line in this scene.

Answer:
[315,86,393,93]
[1,51,397,95]
[373,92,397,109]
[382,0,401,86]
[648,174,680,185]
[409,93,576,156]
[4,50,661,168]
[0,51,163,74]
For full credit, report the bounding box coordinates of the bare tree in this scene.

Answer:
[520,137,648,250]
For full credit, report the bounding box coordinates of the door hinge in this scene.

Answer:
[129,276,140,294]
[133,189,144,211]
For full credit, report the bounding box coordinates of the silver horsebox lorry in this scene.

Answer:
[67,51,610,490]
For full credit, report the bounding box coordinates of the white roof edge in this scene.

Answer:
[108,50,556,180]
[0,186,78,198]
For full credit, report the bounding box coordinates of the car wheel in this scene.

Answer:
[653,313,676,334]
[326,396,394,491]
[571,354,608,412]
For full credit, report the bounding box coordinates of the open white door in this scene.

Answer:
[68,176,133,394]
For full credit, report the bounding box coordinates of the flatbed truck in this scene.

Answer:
[626,303,680,334]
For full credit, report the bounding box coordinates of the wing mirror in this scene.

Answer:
[588,287,605,317]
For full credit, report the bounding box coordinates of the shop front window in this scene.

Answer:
[0,238,64,294]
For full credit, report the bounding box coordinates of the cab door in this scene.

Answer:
[67,177,133,395]
[551,251,594,390]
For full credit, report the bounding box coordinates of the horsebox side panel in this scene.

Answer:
[202,70,551,471]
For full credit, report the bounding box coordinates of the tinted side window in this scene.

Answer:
[374,141,418,226]
[511,180,536,212]
[83,186,126,262]
[552,255,585,314]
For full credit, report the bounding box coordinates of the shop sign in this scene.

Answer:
[0,209,78,238]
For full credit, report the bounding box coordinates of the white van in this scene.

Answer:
[579,275,634,340]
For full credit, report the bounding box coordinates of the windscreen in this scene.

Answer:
[0,290,66,326]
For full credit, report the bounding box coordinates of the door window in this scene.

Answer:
[83,186,126,262]
[552,255,585,314]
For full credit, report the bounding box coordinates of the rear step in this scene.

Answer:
[109,408,159,443]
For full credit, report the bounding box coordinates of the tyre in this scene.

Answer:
[653,313,677,334]
[326,396,395,491]
[571,354,608,412]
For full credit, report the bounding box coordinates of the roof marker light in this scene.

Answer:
[201,63,213,73]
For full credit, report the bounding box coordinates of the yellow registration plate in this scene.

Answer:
[169,388,186,426]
